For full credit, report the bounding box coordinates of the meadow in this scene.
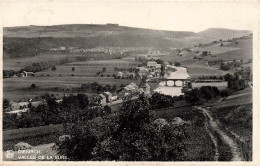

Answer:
[209,103,252,161]
[191,42,240,55]
[192,82,228,90]
[4,53,82,71]
[35,59,138,77]
[204,87,252,160]
[3,124,63,151]
[4,59,140,101]
[203,38,252,61]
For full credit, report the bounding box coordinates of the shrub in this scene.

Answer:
[51,66,57,71]
[31,84,36,89]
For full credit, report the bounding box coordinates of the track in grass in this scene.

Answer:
[195,106,244,161]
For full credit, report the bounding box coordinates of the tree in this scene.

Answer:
[149,93,174,109]
[224,73,233,82]
[51,66,57,71]
[200,86,214,102]
[220,89,231,97]
[104,105,111,114]
[96,71,101,76]
[57,123,98,161]
[3,98,10,110]
[212,87,220,97]
[31,83,36,89]
[174,62,181,66]
[72,67,75,71]
[118,95,151,132]
[56,95,187,161]
[238,79,247,90]
[139,75,147,87]
[184,88,202,105]
[112,85,117,92]
[202,51,208,57]
[102,67,106,73]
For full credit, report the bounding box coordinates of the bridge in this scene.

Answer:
[159,78,191,87]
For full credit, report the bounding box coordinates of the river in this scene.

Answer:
[154,65,190,97]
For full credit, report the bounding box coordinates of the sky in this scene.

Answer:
[1,1,258,32]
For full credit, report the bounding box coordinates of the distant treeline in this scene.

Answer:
[81,82,118,93]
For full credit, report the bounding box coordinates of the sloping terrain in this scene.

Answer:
[197,28,251,41]
[3,25,251,59]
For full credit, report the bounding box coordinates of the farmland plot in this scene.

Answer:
[191,43,241,55]
[4,59,140,101]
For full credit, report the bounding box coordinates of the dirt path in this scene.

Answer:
[195,106,244,161]
[203,116,219,161]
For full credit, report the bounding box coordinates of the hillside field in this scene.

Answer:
[3,124,63,151]
[4,59,140,101]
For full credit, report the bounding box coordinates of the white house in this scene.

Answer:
[103,92,113,102]
[147,61,157,68]
[20,71,34,77]
[116,72,124,78]
[99,94,107,106]
[155,64,162,69]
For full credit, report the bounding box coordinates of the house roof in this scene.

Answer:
[147,61,157,65]
[99,94,106,99]
[104,92,112,96]
[124,82,138,91]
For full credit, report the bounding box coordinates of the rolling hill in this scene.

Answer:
[197,28,251,41]
[3,24,251,59]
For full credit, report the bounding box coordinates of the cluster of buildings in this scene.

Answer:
[139,61,164,78]
[49,46,150,55]
[99,82,151,106]
[115,72,136,79]
[115,60,164,80]
[5,100,42,116]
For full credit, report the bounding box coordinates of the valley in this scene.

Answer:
[2,24,253,161]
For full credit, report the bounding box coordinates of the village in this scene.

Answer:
[4,59,175,115]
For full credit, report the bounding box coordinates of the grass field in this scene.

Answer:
[204,88,253,160]
[203,38,252,61]
[206,90,252,109]
[3,53,84,71]
[35,59,138,77]
[192,82,228,90]
[153,106,215,161]
[191,42,241,55]
[187,67,225,78]
[4,59,140,101]
[4,76,139,101]
[181,59,228,79]
[209,103,252,161]
[159,52,196,63]
[3,124,63,151]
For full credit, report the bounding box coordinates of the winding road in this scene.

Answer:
[195,106,244,161]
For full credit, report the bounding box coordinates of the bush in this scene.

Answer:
[220,89,232,97]
[51,66,57,71]
[149,93,174,109]
[57,95,187,161]
[174,62,181,66]
[31,84,36,89]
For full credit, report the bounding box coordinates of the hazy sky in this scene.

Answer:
[1,1,258,32]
